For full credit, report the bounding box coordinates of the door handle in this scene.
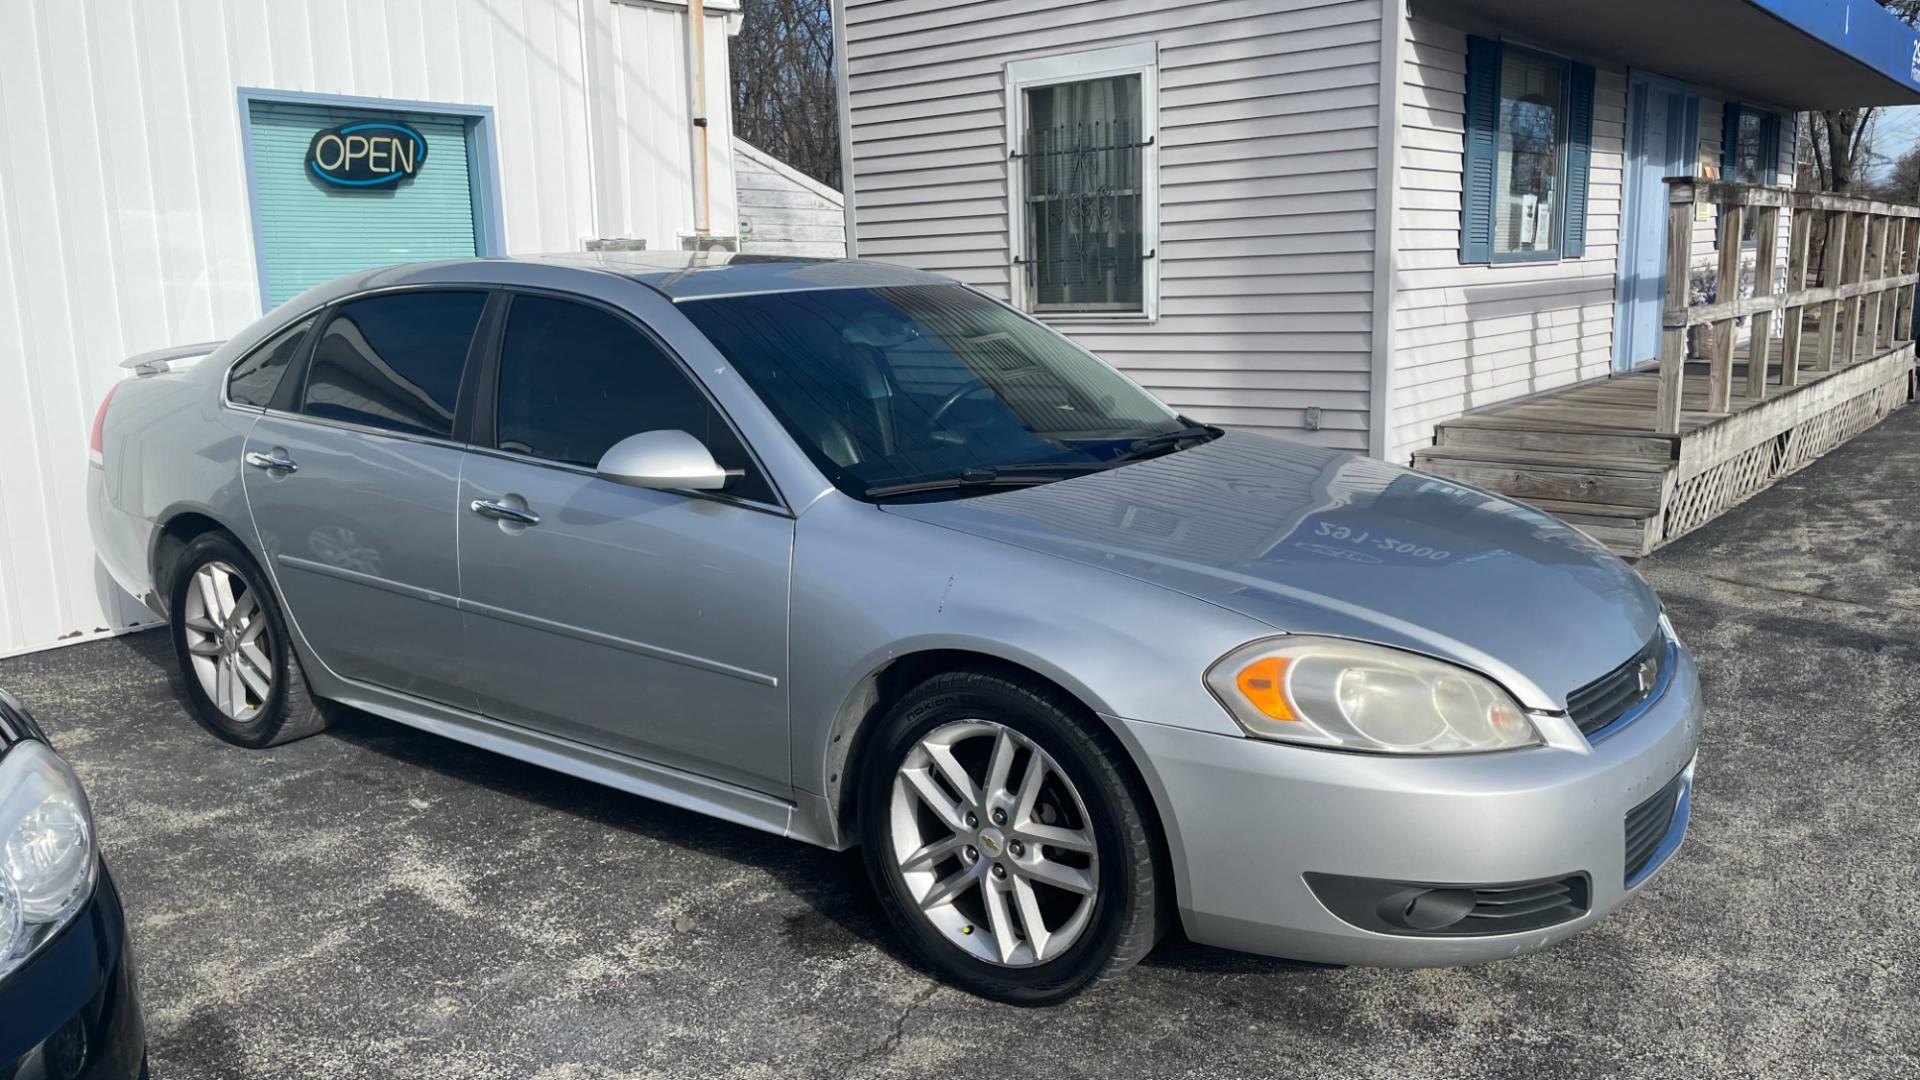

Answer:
[469,498,541,526]
[244,450,298,473]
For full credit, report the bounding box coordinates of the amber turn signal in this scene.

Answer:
[1235,656,1298,721]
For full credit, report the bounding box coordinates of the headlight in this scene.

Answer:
[0,741,98,979]
[1205,637,1541,754]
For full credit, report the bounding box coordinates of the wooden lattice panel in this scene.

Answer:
[1662,373,1910,546]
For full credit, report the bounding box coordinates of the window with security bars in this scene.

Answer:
[1018,74,1148,313]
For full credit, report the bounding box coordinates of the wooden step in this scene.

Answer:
[1435,417,1679,462]
[1518,498,1660,558]
[1412,444,1671,510]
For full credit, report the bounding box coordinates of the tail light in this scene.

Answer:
[89,382,121,467]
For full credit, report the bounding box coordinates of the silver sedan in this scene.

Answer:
[88,254,1700,1002]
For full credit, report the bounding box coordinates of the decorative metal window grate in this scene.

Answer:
[1017,74,1150,312]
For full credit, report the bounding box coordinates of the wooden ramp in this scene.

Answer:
[1414,335,1916,556]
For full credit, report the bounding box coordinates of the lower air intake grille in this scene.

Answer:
[1625,770,1688,885]
[1305,872,1591,937]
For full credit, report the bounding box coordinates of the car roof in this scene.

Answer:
[312,252,959,305]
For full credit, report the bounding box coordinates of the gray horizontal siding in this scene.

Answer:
[845,0,1384,449]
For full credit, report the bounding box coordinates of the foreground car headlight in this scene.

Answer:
[1205,637,1541,754]
[0,741,98,979]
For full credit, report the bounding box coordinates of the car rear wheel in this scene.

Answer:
[168,532,335,748]
[859,670,1165,1002]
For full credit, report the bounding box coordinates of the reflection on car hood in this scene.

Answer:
[880,430,1660,711]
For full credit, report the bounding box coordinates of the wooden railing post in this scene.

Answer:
[1708,202,1743,412]
[1817,211,1850,372]
[1656,180,1693,434]
[1780,208,1813,388]
[1843,210,1872,365]
[1865,213,1891,353]
[1880,214,1908,347]
[1899,218,1920,343]
[1746,204,1782,401]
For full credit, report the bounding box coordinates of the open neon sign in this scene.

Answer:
[306,122,428,187]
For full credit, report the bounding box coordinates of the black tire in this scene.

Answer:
[168,531,336,748]
[858,670,1166,1003]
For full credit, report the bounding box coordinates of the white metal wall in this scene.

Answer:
[0,0,741,656]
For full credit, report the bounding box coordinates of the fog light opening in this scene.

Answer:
[1379,887,1476,931]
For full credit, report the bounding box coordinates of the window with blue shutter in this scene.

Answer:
[1460,37,1597,264]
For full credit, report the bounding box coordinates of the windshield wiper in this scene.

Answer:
[1107,424,1222,464]
[862,463,1105,500]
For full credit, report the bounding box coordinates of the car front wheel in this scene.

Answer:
[168,532,335,748]
[859,671,1166,1002]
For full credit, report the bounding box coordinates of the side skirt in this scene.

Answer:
[318,677,846,849]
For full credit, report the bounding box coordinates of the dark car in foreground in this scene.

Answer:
[0,690,144,1079]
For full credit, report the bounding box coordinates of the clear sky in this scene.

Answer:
[1868,105,1920,179]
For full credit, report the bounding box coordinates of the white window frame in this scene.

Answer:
[1005,42,1160,322]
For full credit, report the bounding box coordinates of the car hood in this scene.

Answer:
[880,430,1660,711]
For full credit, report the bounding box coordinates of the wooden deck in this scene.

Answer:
[1414,332,1917,556]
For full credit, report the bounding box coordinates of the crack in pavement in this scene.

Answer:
[829,983,940,1078]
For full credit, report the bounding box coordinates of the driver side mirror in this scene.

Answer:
[595,430,732,491]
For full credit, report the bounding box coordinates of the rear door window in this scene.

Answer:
[227,317,313,408]
[301,291,487,438]
[493,294,773,503]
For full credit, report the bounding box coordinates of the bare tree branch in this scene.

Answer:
[729,0,841,189]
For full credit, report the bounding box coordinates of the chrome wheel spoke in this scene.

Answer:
[234,647,273,701]
[919,863,979,912]
[982,879,1019,964]
[1022,855,1094,896]
[1011,752,1049,825]
[900,834,964,873]
[184,615,221,635]
[1014,821,1093,855]
[186,637,224,657]
[923,742,982,812]
[902,767,970,833]
[982,728,1018,804]
[238,615,267,645]
[195,568,228,623]
[227,589,258,631]
[1010,876,1051,962]
[216,656,238,715]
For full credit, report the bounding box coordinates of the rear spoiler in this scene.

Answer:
[122,341,223,376]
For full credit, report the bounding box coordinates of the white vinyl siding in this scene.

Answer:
[1385,14,1625,465]
[735,141,847,257]
[844,0,1385,450]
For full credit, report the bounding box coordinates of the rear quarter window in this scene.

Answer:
[227,318,314,408]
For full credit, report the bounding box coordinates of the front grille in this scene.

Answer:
[1567,632,1669,740]
[1625,770,1688,885]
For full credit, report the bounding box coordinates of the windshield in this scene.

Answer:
[679,285,1190,499]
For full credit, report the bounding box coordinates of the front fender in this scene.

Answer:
[787,495,1271,842]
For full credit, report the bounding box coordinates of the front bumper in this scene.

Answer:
[1,863,146,1080]
[1120,644,1703,967]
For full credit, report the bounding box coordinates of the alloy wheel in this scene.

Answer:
[887,719,1099,967]
[181,561,272,722]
